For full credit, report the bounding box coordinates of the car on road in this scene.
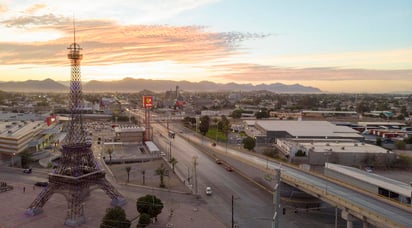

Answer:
[205,187,212,195]
[225,166,233,172]
[215,159,222,164]
[34,182,49,187]
[365,167,373,173]
[23,168,32,174]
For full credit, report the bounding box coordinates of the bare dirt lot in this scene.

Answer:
[108,158,190,193]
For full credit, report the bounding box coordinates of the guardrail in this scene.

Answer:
[281,173,406,228]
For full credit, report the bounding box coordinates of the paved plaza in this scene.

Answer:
[0,182,224,228]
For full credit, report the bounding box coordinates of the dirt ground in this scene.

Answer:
[108,159,190,193]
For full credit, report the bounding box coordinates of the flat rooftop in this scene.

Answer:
[300,141,390,154]
[114,126,145,133]
[255,120,362,139]
[0,120,45,139]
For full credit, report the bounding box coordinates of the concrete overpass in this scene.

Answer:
[183,133,412,228]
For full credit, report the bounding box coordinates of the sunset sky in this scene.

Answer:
[0,0,411,93]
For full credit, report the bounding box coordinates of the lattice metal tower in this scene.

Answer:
[25,23,126,226]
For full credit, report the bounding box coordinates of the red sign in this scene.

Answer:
[143,96,153,108]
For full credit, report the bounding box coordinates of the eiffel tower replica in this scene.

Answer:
[25,23,126,226]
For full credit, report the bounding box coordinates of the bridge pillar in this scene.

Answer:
[341,210,356,228]
[362,221,369,228]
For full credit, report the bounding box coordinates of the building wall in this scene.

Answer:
[307,151,395,166]
[115,131,144,143]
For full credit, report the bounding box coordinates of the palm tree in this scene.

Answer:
[169,157,178,173]
[155,163,167,188]
[106,148,113,164]
[125,166,131,183]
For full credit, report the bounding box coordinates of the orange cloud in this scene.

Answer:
[0,4,7,14]
[0,14,267,67]
[24,4,47,14]
[211,63,412,81]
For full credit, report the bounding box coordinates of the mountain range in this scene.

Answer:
[0,78,322,93]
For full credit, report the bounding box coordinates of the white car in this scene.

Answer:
[365,167,373,173]
[205,187,212,195]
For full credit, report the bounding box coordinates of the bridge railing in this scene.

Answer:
[281,173,406,228]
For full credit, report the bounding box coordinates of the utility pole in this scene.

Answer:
[169,141,172,161]
[232,195,234,228]
[193,156,198,195]
[272,168,281,228]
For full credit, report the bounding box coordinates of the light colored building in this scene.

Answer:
[244,120,363,145]
[0,120,46,164]
[114,126,145,143]
[278,139,394,166]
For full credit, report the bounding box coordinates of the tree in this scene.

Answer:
[106,148,114,164]
[230,109,243,119]
[376,138,382,146]
[199,115,210,136]
[243,136,256,151]
[155,163,167,188]
[137,213,151,228]
[396,140,406,150]
[100,206,131,228]
[255,108,269,119]
[20,149,32,168]
[125,166,131,183]
[169,157,178,173]
[136,194,164,221]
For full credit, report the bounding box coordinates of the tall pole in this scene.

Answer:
[193,156,198,195]
[232,195,234,228]
[273,168,281,228]
[169,141,172,161]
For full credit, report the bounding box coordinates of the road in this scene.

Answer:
[153,122,356,228]
[177,124,412,228]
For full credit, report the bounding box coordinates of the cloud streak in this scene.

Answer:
[0,14,267,66]
[212,63,412,82]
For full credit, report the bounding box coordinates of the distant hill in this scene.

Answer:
[83,78,322,93]
[0,78,67,92]
[0,78,322,93]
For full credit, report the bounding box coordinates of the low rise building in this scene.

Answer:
[278,139,394,166]
[114,125,145,143]
[0,120,46,164]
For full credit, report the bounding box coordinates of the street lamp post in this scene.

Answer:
[193,156,198,195]
[231,195,240,228]
[11,153,16,167]
[169,141,172,161]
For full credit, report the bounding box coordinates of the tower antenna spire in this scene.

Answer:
[73,19,75,44]
[73,14,76,45]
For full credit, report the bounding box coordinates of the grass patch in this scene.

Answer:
[206,127,227,142]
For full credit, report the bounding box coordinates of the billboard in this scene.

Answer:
[143,96,153,108]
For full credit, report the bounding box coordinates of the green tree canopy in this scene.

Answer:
[137,213,151,228]
[100,206,131,228]
[199,115,210,136]
[255,108,270,119]
[218,115,231,135]
[242,136,256,151]
[136,194,164,220]
[230,109,243,119]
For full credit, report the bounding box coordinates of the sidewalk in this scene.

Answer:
[0,179,224,228]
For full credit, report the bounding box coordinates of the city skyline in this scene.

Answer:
[0,0,411,93]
